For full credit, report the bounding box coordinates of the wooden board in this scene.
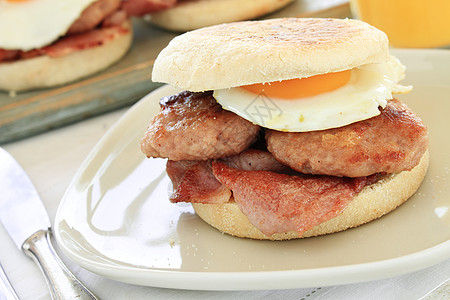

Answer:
[0,21,178,144]
[0,0,350,145]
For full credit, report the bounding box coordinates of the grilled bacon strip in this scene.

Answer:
[166,149,380,236]
[212,158,379,236]
[166,160,231,204]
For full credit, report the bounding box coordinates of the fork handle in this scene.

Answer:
[22,229,99,300]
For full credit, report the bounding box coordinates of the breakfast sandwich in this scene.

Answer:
[0,0,176,92]
[141,18,429,240]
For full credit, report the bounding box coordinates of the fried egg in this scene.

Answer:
[213,55,411,132]
[0,0,97,51]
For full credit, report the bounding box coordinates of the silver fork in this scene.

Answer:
[0,263,19,300]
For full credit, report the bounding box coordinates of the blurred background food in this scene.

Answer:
[0,0,179,93]
[146,0,295,32]
[0,0,350,144]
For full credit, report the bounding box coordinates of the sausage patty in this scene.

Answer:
[266,99,428,177]
[141,91,260,161]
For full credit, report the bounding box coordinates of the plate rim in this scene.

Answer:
[57,235,449,290]
[54,48,450,291]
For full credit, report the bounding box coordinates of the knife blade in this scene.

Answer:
[0,147,98,300]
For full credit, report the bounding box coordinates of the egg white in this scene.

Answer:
[0,0,97,51]
[213,55,411,132]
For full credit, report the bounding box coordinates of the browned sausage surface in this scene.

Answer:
[266,99,428,177]
[141,91,260,161]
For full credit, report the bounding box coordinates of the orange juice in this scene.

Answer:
[350,0,450,48]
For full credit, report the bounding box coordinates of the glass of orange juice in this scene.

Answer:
[350,0,450,48]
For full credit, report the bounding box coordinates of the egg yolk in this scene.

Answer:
[241,70,352,99]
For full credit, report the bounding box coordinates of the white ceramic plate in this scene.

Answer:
[54,49,450,291]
